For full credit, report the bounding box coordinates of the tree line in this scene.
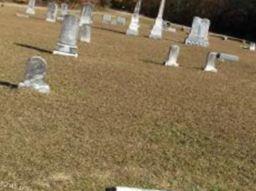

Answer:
[105,0,256,41]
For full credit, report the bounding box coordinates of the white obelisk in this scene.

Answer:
[149,0,166,39]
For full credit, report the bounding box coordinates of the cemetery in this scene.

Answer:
[0,0,255,191]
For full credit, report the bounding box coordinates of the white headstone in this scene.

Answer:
[102,14,112,24]
[18,56,50,94]
[79,3,93,26]
[149,0,166,39]
[165,45,180,67]
[185,16,210,47]
[204,52,218,72]
[126,0,143,36]
[58,3,68,21]
[26,0,36,15]
[53,15,79,57]
[80,24,91,43]
[46,2,58,23]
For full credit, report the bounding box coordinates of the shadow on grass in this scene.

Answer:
[141,59,164,66]
[14,43,52,54]
[0,81,18,89]
[93,25,126,35]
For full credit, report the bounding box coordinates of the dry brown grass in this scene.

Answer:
[0,4,255,191]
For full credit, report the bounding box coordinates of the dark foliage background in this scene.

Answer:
[109,0,256,41]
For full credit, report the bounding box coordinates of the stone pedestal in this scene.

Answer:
[53,15,79,57]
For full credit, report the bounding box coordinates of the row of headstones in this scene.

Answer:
[102,14,126,25]
[18,43,239,95]
[165,45,239,72]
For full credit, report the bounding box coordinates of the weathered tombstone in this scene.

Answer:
[249,42,256,51]
[223,36,228,41]
[58,3,68,21]
[79,3,93,26]
[53,15,79,57]
[116,16,126,25]
[149,0,166,39]
[79,24,91,43]
[46,2,58,23]
[18,56,50,94]
[26,0,36,15]
[165,45,180,67]
[102,14,112,24]
[204,52,218,72]
[126,0,143,36]
[185,16,210,47]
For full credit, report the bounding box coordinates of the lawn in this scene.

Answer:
[0,3,255,191]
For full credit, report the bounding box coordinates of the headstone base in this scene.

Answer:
[126,16,139,36]
[185,37,209,47]
[46,18,56,23]
[19,80,50,94]
[53,43,78,57]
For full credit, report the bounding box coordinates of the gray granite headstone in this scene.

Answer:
[46,2,58,23]
[165,45,180,67]
[53,15,79,57]
[80,3,93,26]
[185,16,210,47]
[80,24,91,43]
[19,56,50,94]
[26,0,36,15]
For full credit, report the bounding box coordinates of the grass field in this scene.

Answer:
[0,4,255,191]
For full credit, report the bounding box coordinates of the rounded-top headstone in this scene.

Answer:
[25,56,47,80]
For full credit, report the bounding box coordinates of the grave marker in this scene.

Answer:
[19,56,50,94]
[46,2,58,23]
[26,0,36,15]
[185,16,210,47]
[165,45,180,67]
[149,0,166,39]
[53,15,79,57]
[80,3,93,26]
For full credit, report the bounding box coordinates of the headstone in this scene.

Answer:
[116,16,126,25]
[46,2,58,23]
[18,56,50,94]
[26,0,36,15]
[80,24,91,43]
[53,15,79,57]
[58,3,68,21]
[204,52,218,72]
[185,16,210,47]
[79,3,93,26]
[165,45,180,67]
[149,0,166,39]
[249,42,256,51]
[126,0,143,36]
[223,36,228,41]
[102,14,112,24]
